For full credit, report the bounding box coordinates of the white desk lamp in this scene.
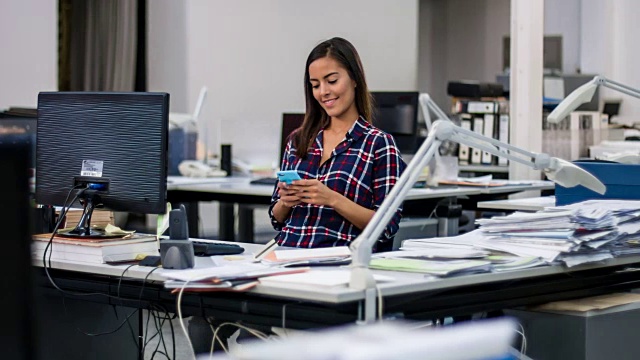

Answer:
[349,94,606,322]
[547,76,640,123]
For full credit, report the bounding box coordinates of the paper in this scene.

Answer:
[369,258,492,277]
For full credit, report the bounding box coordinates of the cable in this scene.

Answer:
[177,280,196,360]
[516,322,527,357]
[210,322,269,356]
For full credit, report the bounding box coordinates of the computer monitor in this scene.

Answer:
[280,113,305,161]
[371,91,420,154]
[36,92,169,238]
[0,141,35,359]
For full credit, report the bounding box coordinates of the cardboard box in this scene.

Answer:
[555,161,640,205]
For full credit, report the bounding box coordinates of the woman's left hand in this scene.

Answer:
[289,179,340,207]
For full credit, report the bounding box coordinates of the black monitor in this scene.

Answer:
[280,113,305,161]
[36,92,169,238]
[0,141,35,359]
[371,91,420,154]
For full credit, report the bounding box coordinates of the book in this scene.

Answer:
[32,233,158,264]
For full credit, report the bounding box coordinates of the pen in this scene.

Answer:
[254,238,278,261]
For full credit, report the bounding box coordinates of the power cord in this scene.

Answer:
[210,322,269,356]
[515,322,527,357]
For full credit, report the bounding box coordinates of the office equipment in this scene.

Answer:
[221,143,232,176]
[555,161,640,205]
[161,204,195,269]
[168,87,207,175]
[504,35,563,74]
[349,96,606,322]
[548,76,640,123]
[0,140,35,359]
[178,159,227,177]
[371,91,420,154]
[446,81,504,98]
[36,92,169,238]
[603,99,622,123]
[192,241,244,256]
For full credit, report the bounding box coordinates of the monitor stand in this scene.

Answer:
[57,191,119,239]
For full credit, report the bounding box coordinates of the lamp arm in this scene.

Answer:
[349,120,550,290]
[597,76,640,99]
[418,93,450,131]
[448,123,552,170]
[349,125,443,289]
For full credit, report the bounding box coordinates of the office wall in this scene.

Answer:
[418,0,510,110]
[544,0,580,74]
[148,0,419,166]
[581,0,640,125]
[0,0,58,109]
[147,0,189,113]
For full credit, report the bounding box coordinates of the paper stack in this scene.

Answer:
[158,264,308,292]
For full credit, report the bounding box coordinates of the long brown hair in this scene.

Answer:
[293,37,373,159]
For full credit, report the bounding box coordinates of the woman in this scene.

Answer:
[269,37,406,250]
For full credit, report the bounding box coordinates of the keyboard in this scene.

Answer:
[192,241,245,256]
[250,177,278,186]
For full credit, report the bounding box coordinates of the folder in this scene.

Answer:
[481,114,495,164]
[458,116,472,165]
[471,117,484,164]
[497,114,510,166]
[454,99,499,114]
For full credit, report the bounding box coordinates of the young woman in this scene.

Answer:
[269,37,406,250]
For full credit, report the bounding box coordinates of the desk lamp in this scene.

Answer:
[547,76,640,123]
[349,94,606,323]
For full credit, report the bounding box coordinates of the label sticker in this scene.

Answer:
[81,160,104,177]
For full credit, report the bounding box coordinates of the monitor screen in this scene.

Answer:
[371,91,419,154]
[280,113,305,161]
[36,92,169,229]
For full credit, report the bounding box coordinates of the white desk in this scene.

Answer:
[35,246,640,306]
[167,176,483,241]
[478,196,556,212]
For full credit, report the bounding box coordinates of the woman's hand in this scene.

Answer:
[277,181,303,208]
[288,179,339,207]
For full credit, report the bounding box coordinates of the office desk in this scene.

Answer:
[167,176,482,241]
[35,244,640,329]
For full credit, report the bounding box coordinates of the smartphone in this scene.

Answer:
[277,170,302,184]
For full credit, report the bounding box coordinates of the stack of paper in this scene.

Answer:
[369,258,492,277]
[158,264,308,292]
[261,246,351,267]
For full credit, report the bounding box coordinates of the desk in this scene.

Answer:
[167,176,482,241]
[33,242,640,359]
[167,177,555,241]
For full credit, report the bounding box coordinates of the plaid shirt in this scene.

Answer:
[269,116,406,248]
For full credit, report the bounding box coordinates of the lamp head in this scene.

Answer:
[547,79,598,123]
[543,158,606,194]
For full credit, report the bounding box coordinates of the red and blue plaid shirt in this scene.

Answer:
[269,116,406,248]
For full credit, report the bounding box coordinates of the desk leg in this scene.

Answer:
[237,205,254,243]
[219,202,235,241]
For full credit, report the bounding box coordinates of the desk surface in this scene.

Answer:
[168,176,554,202]
[34,242,640,305]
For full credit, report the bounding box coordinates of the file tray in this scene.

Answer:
[555,160,640,205]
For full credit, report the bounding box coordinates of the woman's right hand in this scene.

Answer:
[277,181,303,208]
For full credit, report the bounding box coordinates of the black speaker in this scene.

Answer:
[221,144,232,177]
[169,204,189,240]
